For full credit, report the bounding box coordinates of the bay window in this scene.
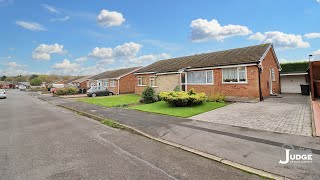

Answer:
[187,70,213,84]
[222,67,247,83]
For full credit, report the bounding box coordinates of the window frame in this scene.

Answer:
[110,79,116,87]
[102,80,109,87]
[150,76,157,87]
[138,76,146,86]
[271,68,276,82]
[186,70,214,85]
[222,66,248,84]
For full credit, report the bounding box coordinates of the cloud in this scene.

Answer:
[317,0,320,3]
[88,42,141,62]
[190,18,252,42]
[32,43,65,60]
[0,61,31,76]
[97,9,125,27]
[16,21,47,31]
[127,53,170,65]
[313,49,320,55]
[304,33,320,39]
[50,16,70,22]
[75,56,88,63]
[43,4,59,14]
[53,59,79,69]
[248,31,310,49]
[7,61,21,68]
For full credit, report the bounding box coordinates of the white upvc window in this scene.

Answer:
[150,76,156,87]
[186,70,213,84]
[110,80,116,87]
[271,68,276,81]
[222,67,247,83]
[138,77,146,86]
[102,80,108,87]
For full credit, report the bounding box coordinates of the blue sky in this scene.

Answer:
[0,0,319,76]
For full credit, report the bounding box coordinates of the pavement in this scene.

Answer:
[0,90,261,180]
[35,92,320,180]
[190,94,312,136]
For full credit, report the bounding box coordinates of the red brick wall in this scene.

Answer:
[80,80,89,89]
[260,49,280,98]
[187,66,260,99]
[119,73,136,94]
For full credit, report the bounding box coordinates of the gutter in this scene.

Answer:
[258,65,263,101]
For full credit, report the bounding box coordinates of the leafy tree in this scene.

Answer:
[1,75,7,81]
[30,78,42,86]
[29,74,39,80]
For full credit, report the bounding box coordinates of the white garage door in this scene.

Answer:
[281,75,307,93]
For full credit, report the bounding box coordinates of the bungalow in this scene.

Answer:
[89,67,141,95]
[134,43,281,101]
[280,62,309,94]
[69,75,94,93]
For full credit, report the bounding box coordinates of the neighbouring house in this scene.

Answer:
[89,67,141,95]
[310,60,320,100]
[0,81,11,89]
[280,62,309,93]
[134,43,281,101]
[69,75,94,93]
[17,82,30,89]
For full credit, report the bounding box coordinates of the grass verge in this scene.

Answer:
[77,94,140,107]
[101,119,124,129]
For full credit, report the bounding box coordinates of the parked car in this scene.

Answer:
[87,86,114,97]
[0,89,7,99]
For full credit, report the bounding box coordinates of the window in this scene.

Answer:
[271,68,275,81]
[150,77,156,87]
[110,80,116,87]
[187,70,213,84]
[138,77,145,86]
[102,80,108,87]
[222,67,247,83]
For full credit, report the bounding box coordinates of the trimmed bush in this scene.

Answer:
[173,86,181,92]
[159,88,206,107]
[55,87,78,95]
[140,86,157,104]
[207,93,226,103]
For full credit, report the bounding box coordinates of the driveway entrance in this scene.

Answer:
[190,94,312,136]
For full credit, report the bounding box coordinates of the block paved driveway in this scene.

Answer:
[190,94,313,136]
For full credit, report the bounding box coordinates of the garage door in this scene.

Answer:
[281,75,307,93]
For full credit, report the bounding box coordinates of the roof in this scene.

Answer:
[18,82,30,86]
[135,43,273,74]
[71,75,94,83]
[280,62,309,74]
[65,76,85,84]
[91,67,141,80]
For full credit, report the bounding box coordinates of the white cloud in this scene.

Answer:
[190,19,252,42]
[97,9,125,27]
[313,49,320,55]
[50,16,70,22]
[0,62,31,76]
[88,42,141,62]
[43,4,59,14]
[317,0,320,3]
[304,33,320,39]
[53,59,79,69]
[248,31,310,49]
[75,56,88,63]
[16,21,47,31]
[7,61,20,68]
[32,43,65,60]
[128,53,170,65]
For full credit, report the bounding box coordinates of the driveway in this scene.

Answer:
[190,94,312,136]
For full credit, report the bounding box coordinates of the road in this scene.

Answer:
[0,90,261,179]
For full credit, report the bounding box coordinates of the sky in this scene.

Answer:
[0,0,320,76]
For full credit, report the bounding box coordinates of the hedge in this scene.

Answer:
[159,89,206,107]
[55,87,78,95]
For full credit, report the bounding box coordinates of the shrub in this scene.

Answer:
[207,93,226,103]
[159,89,206,107]
[173,86,181,92]
[141,86,157,104]
[55,87,78,95]
[30,78,42,86]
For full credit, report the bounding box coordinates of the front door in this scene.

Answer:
[269,69,273,95]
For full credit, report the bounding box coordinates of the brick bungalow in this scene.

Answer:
[134,43,281,101]
[89,67,141,95]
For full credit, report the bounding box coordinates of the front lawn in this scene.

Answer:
[130,101,226,118]
[77,94,140,107]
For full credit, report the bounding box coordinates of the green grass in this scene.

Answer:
[101,119,123,129]
[130,101,226,118]
[77,94,140,107]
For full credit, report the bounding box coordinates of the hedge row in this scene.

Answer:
[159,89,206,107]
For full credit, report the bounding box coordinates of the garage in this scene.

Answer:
[280,73,308,93]
[280,62,309,94]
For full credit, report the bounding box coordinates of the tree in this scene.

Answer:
[29,74,39,80]
[30,78,42,86]
[1,75,7,81]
